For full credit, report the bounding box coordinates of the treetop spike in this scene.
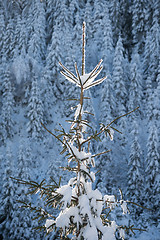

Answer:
[82,22,86,76]
[82,21,86,31]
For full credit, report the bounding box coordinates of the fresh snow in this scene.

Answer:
[56,185,72,209]
[0,0,160,239]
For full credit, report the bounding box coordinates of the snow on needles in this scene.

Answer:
[45,219,55,233]
[56,184,72,209]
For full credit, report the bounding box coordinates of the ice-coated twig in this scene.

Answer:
[92,149,112,158]
[60,71,80,85]
[89,65,103,80]
[84,76,107,90]
[59,61,78,82]
[75,62,82,87]
[83,59,103,86]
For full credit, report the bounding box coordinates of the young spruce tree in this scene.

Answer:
[18,22,141,240]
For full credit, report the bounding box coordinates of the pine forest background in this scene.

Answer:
[0,0,160,239]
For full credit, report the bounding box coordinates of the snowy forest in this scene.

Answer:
[0,0,160,239]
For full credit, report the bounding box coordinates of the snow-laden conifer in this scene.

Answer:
[0,67,15,143]
[56,0,70,40]
[41,69,55,124]
[46,0,55,39]
[145,86,160,214]
[10,139,33,239]
[127,120,143,205]
[3,19,15,60]
[128,53,142,118]
[149,17,160,82]
[145,122,160,211]
[0,145,15,239]
[19,18,29,52]
[69,0,79,26]
[145,75,153,120]
[154,61,160,125]
[93,0,104,51]
[100,73,115,123]
[0,8,5,60]
[17,22,144,240]
[109,0,121,44]
[28,0,46,69]
[84,1,93,40]
[27,75,44,139]
[23,138,35,174]
[102,5,114,72]
[45,24,63,99]
[113,36,127,113]
[14,15,23,54]
[143,31,152,81]
[131,0,147,48]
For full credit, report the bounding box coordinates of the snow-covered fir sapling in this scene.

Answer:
[15,22,143,240]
